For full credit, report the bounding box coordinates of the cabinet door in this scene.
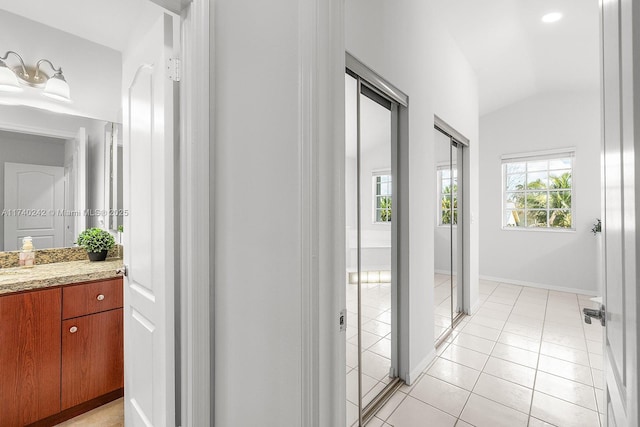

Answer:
[61,308,124,410]
[0,289,62,426]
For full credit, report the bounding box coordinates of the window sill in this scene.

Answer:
[501,226,575,233]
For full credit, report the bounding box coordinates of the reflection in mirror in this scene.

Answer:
[106,123,123,232]
[0,105,119,252]
[0,4,126,254]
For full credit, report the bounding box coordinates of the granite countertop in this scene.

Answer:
[0,258,124,295]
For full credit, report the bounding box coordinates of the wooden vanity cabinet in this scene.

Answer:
[0,277,123,427]
[0,288,62,427]
[61,278,124,410]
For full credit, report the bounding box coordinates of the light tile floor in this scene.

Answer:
[54,398,123,427]
[367,280,605,427]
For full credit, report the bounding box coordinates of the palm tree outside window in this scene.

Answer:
[438,165,458,225]
[503,151,574,229]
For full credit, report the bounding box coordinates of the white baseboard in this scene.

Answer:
[434,269,457,276]
[405,349,436,385]
[470,299,481,315]
[479,275,599,296]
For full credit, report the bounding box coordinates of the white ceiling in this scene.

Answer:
[0,0,158,52]
[437,0,601,115]
[1,0,600,115]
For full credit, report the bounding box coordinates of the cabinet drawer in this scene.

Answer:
[62,278,123,319]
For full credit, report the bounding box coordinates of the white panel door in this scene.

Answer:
[600,0,639,425]
[122,12,177,427]
[4,162,64,250]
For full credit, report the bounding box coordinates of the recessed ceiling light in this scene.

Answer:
[542,12,563,23]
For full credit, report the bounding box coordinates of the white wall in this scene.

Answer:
[0,10,121,122]
[479,91,601,294]
[214,1,305,425]
[346,0,480,381]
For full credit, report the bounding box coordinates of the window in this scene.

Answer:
[437,165,458,225]
[502,150,574,229]
[373,173,392,223]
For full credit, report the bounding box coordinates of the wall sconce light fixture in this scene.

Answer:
[0,51,71,102]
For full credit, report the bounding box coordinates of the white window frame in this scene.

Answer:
[501,148,576,231]
[436,162,458,227]
[372,171,392,224]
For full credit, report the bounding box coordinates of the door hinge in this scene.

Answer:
[168,57,181,82]
[116,265,129,277]
[339,309,347,332]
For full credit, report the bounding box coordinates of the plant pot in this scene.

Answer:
[87,250,109,262]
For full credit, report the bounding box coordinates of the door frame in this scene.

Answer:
[434,116,471,317]
[173,0,212,425]
[176,0,347,424]
[599,0,640,424]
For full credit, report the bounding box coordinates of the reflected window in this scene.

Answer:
[437,165,458,225]
[502,151,574,229]
[373,173,392,223]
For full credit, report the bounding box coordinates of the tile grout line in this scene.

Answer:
[527,287,549,427]
[451,283,501,425]
[455,282,526,425]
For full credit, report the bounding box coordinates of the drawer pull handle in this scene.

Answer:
[97,294,105,301]
[70,326,78,333]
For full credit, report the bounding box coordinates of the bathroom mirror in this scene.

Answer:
[0,5,125,253]
[0,104,120,252]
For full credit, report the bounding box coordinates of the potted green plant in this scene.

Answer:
[76,228,116,261]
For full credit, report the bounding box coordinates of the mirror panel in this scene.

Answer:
[0,105,120,252]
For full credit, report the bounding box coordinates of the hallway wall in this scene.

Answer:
[479,90,601,294]
[345,0,480,381]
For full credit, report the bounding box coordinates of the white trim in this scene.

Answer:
[179,0,211,425]
[372,168,391,176]
[469,299,481,316]
[0,121,76,140]
[405,350,436,386]
[501,226,576,233]
[321,1,346,424]
[501,147,576,162]
[479,275,600,296]
[299,0,345,425]
[298,0,318,423]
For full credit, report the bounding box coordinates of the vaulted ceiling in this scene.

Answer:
[1,0,601,116]
[436,0,601,115]
[0,0,157,52]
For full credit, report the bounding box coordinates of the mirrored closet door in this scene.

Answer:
[345,55,407,426]
[434,126,465,345]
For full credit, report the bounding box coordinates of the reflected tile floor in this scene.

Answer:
[54,398,123,427]
[366,280,604,427]
[347,281,393,425]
